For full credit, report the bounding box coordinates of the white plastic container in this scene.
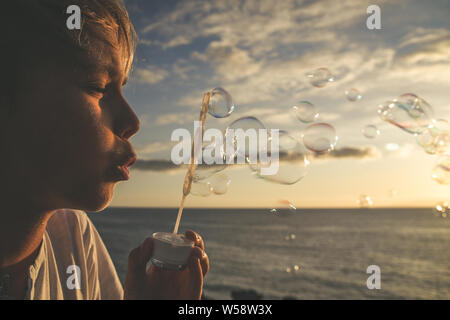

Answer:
[151,232,195,270]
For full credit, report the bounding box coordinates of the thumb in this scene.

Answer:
[124,237,153,299]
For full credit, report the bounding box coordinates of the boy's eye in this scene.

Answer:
[85,84,107,96]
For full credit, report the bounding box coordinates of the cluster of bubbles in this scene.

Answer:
[269,200,297,217]
[190,173,232,197]
[434,202,449,218]
[378,93,450,186]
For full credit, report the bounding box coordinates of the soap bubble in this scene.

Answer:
[225,116,266,162]
[357,194,373,208]
[378,94,433,135]
[306,68,334,88]
[208,87,235,118]
[345,88,362,102]
[249,131,309,185]
[362,125,380,139]
[208,173,231,195]
[193,140,229,181]
[271,200,297,218]
[388,189,398,198]
[284,234,296,241]
[431,155,450,185]
[302,123,338,153]
[292,101,319,123]
[418,119,450,155]
[190,181,212,197]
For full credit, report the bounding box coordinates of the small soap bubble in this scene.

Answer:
[208,173,231,195]
[362,125,380,139]
[249,131,309,185]
[345,88,362,102]
[378,94,433,135]
[284,234,296,241]
[357,194,373,208]
[208,87,235,118]
[306,68,334,88]
[431,155,450,185]
[292,101,319,123]
[190,181,212,197]
[388,189,398,198]
[302,123,338,153]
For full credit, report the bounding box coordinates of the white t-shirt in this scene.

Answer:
[25,209,123,300]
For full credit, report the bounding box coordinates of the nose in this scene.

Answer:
[115,94,140,140]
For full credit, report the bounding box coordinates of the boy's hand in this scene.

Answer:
[124,230,209,300]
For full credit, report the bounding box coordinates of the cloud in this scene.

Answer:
[136,141,177,155]
[133,145,381,173]
[134,65,169,84]
[311,146,381,161]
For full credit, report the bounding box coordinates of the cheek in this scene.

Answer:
[32,89,115,180]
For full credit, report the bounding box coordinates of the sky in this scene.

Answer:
[111,0,450,208]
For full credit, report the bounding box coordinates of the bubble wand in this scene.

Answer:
[173,92,211,234]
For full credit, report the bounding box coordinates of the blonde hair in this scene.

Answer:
[1,0,137,101]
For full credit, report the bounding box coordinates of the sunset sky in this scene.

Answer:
[111,0,450,208]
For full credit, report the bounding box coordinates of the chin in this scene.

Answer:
[75,182,116,212]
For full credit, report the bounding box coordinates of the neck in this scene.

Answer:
[0,196,55,271]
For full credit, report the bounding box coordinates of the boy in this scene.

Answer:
[0,0,209,299]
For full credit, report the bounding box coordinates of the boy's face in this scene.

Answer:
[3,42,140,212]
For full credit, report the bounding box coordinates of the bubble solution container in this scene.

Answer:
[150,232,195,270]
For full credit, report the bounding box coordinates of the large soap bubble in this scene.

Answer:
[225,116,266,163]
[249,130,309,185]
[378,94,434,135]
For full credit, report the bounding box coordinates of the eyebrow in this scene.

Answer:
[80,58,128,85]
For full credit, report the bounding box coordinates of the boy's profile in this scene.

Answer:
[0,0,209,300]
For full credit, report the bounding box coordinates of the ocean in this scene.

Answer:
[87,208,449,299]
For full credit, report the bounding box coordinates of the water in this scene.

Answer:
[87,208,450,299]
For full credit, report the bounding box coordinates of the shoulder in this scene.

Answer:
[46,208,98,247]
[48,209,92,232]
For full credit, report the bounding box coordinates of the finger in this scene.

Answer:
[188,254,203,299]
[124,237,154,300]
[190,246,209,278]
[185,230,205,250]
[127,237,154,272]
